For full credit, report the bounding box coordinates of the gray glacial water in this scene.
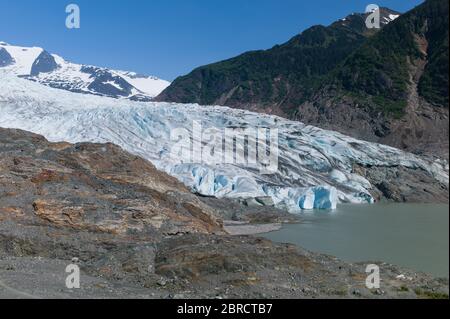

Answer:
[262,204,449,278]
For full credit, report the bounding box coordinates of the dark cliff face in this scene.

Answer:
[157,0,449,157]
[81,66,136,98]
[30,50,59,76]
[0,47,13,67]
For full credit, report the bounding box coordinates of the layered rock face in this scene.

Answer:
[0,128,223,238]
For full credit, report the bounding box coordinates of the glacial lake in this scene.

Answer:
[261,204,449,278]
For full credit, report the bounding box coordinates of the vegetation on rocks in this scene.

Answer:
[157,0,449,156]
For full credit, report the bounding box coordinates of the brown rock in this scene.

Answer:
[0,128,224,237]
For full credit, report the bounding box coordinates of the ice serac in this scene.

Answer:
[265,186,338,211]
[0,71,448,213]
[171,164,266,199]
[312,186,338,210]
[295,187,338,210]
[298,189,315,210]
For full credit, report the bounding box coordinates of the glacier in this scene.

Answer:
[0,70,448,212]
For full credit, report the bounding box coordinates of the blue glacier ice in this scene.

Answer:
[0,70,448,213]
[311,186,338,210]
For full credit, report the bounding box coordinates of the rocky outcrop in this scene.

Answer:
[0,128,223,237]
[0,48,13,67]
[30,50,58,76]
[352,164,449,203]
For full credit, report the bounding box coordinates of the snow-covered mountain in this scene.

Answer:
[1,70,447,212]
[0,42,170,100]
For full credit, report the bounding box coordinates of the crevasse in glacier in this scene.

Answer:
[0,70,448,212]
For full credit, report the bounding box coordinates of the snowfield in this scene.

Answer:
[0,70,448,212]
[0,42,170,100]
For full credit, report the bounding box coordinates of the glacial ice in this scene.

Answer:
[298,190,315,210]
[265,186,338,211]
[0,70,448,213]
[312,186,338,210]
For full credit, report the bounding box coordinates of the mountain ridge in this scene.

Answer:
[156,0,449,158]
[0,42,170,101]
[156,7,400,108]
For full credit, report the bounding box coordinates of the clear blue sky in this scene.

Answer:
[0,0,423,81]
